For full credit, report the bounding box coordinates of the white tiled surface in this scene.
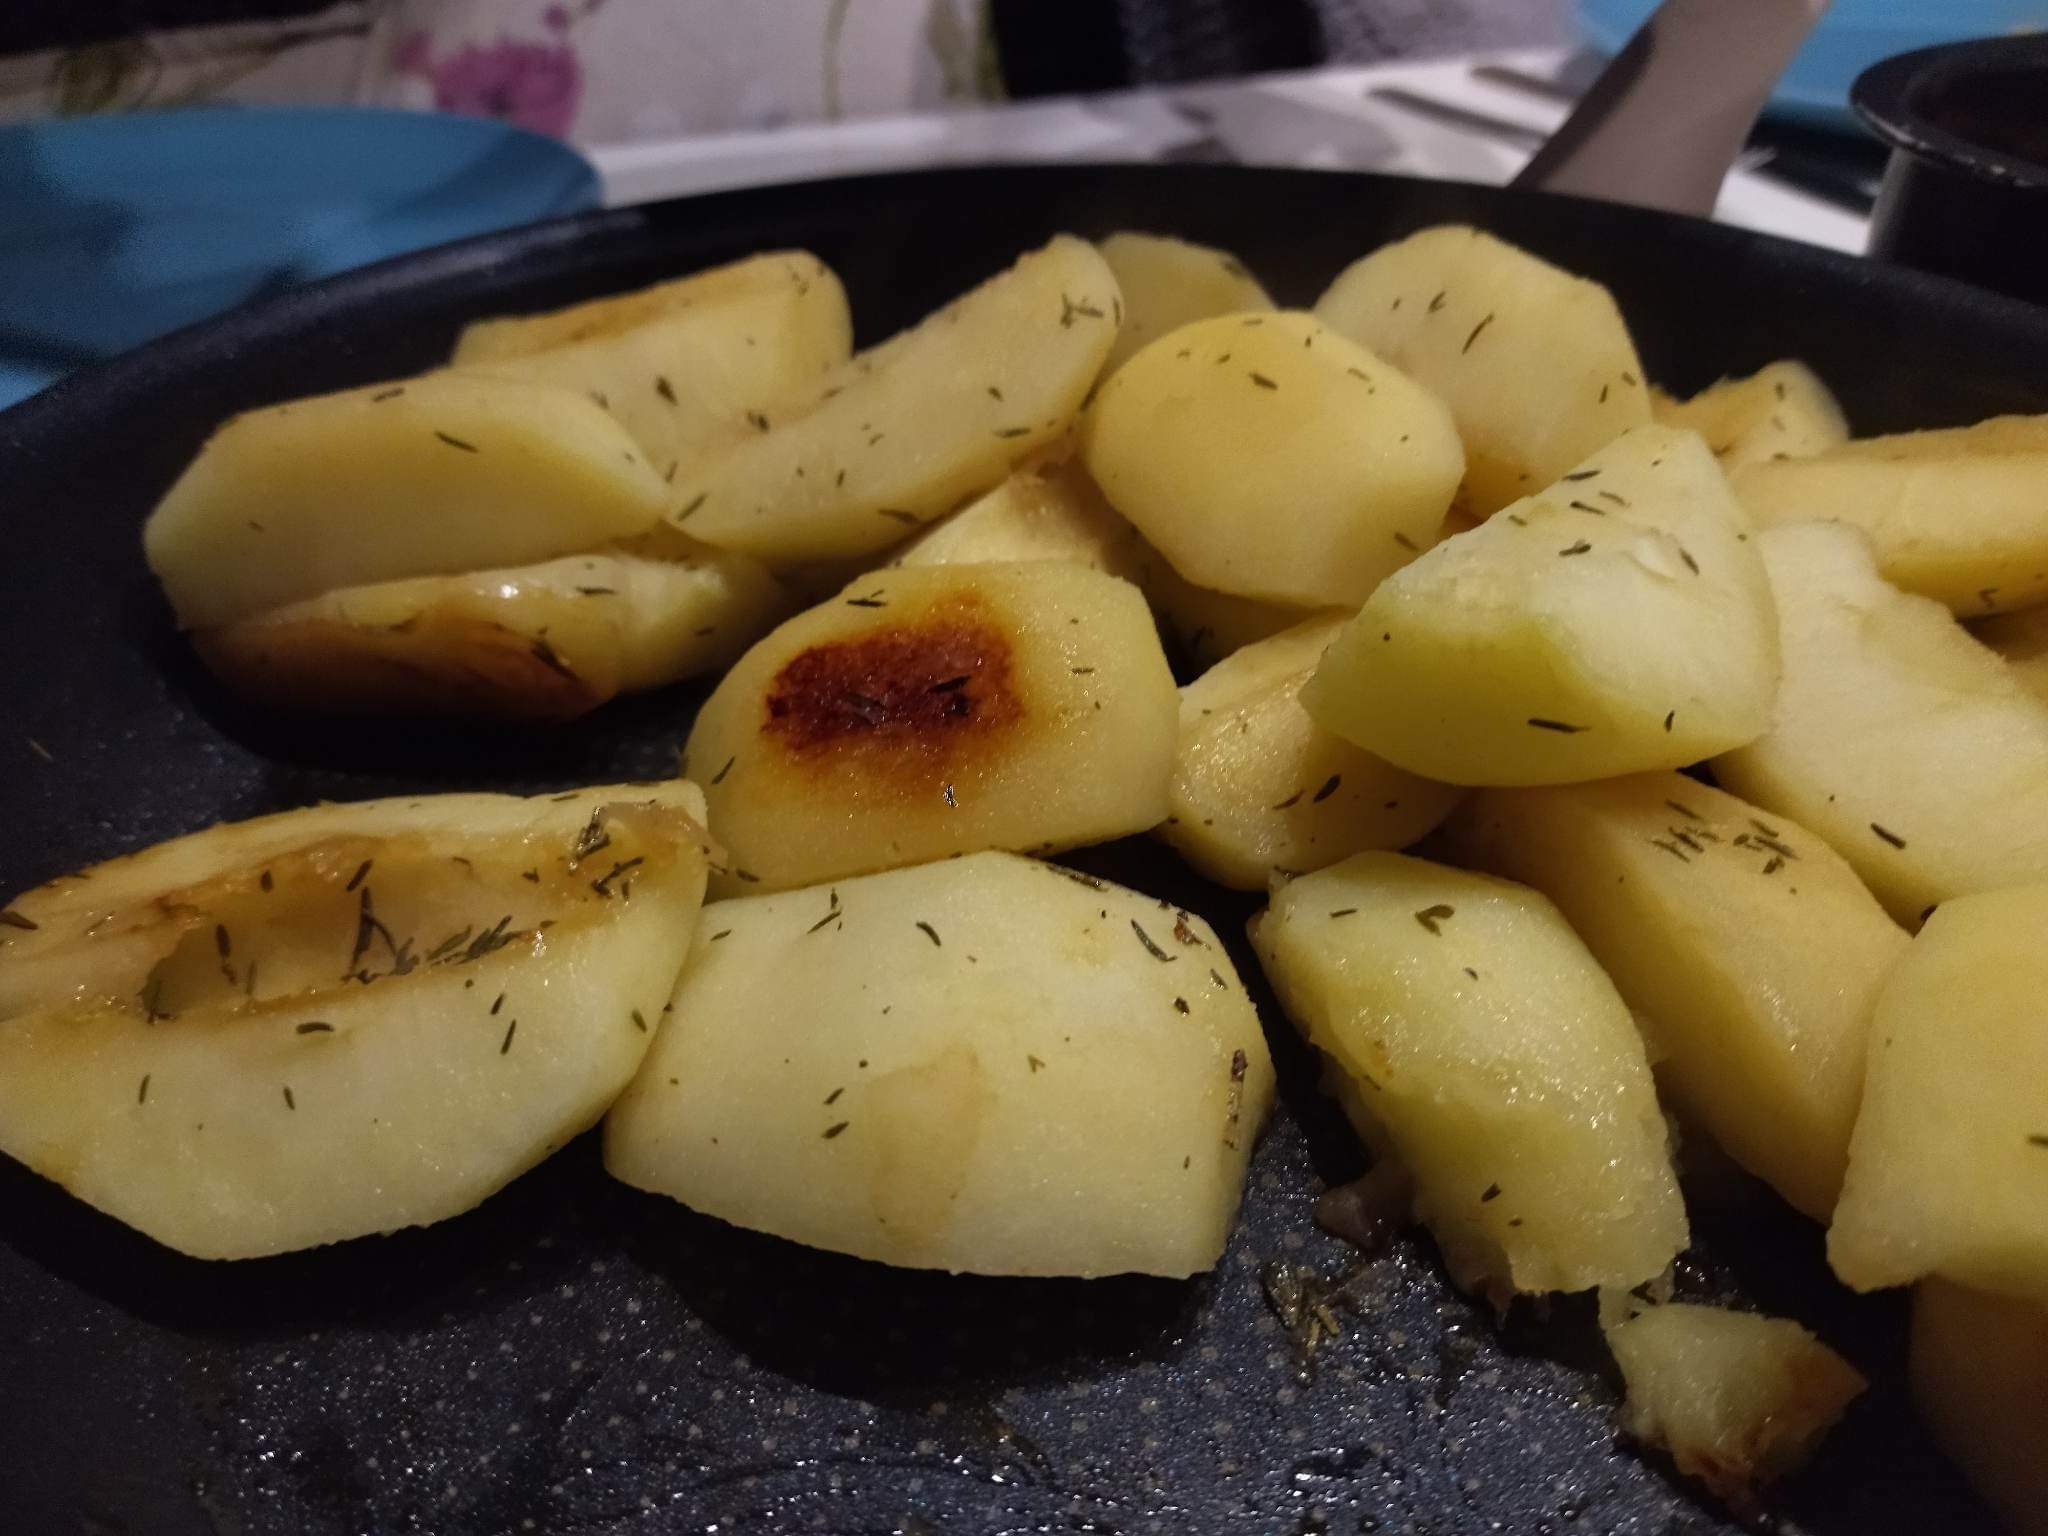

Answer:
[589,49,1871,255]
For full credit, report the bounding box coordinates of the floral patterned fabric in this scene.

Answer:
[0,0,1003,145]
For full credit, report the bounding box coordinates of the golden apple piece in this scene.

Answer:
[198,532,788,721]
[1095,231,1274,375]
[1714,521,2048,924]
[145,372,672,630]
[675,236,1121,565]
[1081,311,1465,608]
[451,252,852,478]
[1651,360,1849,474]
[1444,772,1907,1220]
[1250,851,1686,1300]
[1911,1279,2048,1535]
[1735,414,2048,616]
[1163,615,1465,890]
[685,561,1177,894]
[1315,225,1652,515]
[605,851,1274,1277]
[1303,425,1780,786]
[1828,882,2048,1303]
[1605,1301,1866,1506]
[0,783,712,1259]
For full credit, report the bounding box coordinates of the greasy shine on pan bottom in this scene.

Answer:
[4,165,2046,1535]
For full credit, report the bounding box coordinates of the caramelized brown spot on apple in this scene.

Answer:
[763,596,1021,786]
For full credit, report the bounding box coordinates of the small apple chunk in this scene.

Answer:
[1605,1301,1865,1507]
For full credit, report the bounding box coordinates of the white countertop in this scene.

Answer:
[589,48,1871,256]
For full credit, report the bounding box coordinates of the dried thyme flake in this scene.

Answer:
[1413,904,1454,935]
[1130,920,1176,962]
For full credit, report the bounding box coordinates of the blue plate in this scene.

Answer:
[1577,0,2048,130]
[0,107,598,407]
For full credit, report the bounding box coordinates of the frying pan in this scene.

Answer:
[3,165,2044,1536]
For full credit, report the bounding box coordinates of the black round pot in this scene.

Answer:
[1853,34,2048,306]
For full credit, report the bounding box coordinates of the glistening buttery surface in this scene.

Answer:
[5,165,2046,1534]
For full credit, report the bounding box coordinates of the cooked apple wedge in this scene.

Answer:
[1163,616,1465,890]
[1974,603,2048,705]
[1604,1301,1865,1506]
[146,372,673,630]
[605,851,1274,1276]
[686,561,1176,894]
[1652,360,1849,474]
[1714,522,2048,922]
[197,530,788,720]
[1734,414,2048,615]
[1445,772,1906,1220]
[1082,311,1464,607]
[1302,425,1779,786]
[676,236,1120,565]
[891,448,1153,583]
[1911,1280,2048,1535]
[1828,883,2048,1303]
[1250,852,1686,1299]
[0,783,712,1259]
[451,252,852,477]
[1096,231,1274,374]
[453,252,832,363]
[1140,556,1314,670]
[1315,225,1651,515]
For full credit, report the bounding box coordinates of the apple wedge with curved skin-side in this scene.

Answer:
[673,236,1121,566]
[198,532,789,721]
[0,783,712,1260]
[685,561,1177,895]
[1734,414,2048,616]
[451,252,853,479]
[604,850,1275,1278]
[146,372,673,631]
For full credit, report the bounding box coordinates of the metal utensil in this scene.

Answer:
[1513,0,1832,215]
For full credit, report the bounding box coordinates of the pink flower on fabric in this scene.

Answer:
[417,40,583,138]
